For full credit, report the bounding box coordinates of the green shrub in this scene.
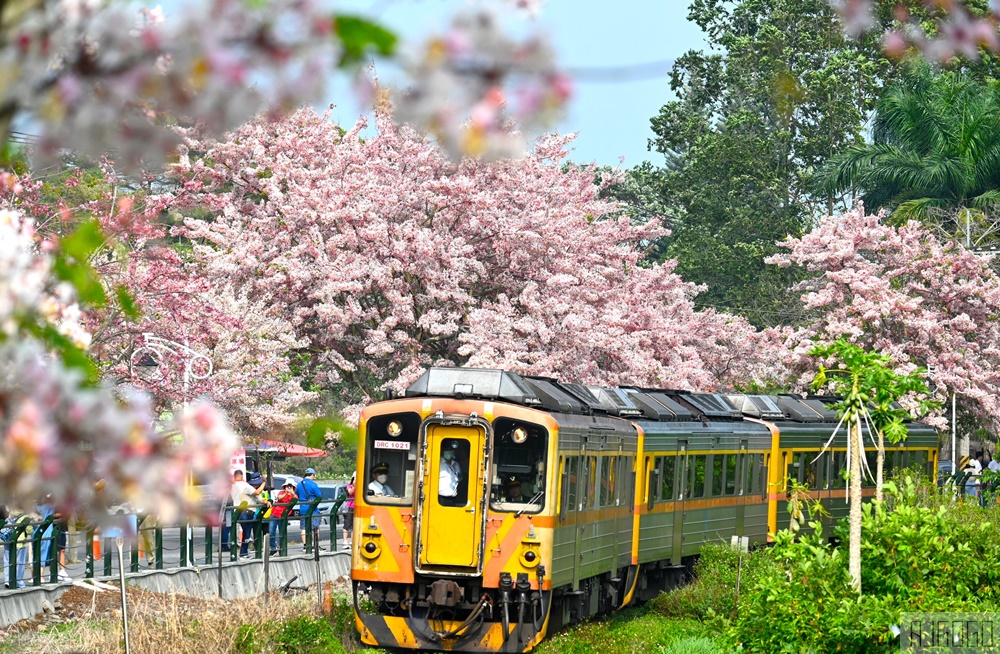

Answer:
[233,624,260,654]
[651,542,776,623]
[659,636,724,654]
[733,474,1000,653]
[274,615,345,654]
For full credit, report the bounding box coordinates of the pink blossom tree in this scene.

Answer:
[768,204,1000,432]
[166,108,783,417]
[7,170,316,436]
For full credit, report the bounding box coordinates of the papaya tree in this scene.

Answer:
[809,338,937,592]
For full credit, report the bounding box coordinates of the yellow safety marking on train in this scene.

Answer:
[631,425,645,566]
[384,616,420,648]
[644,495,753,514]
[483,513,552,589]
[352,506,415,583]
[483,401,494,420]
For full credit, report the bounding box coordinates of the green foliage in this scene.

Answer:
[810,338,939,443]
[334,15,397,68]
[733,474,1000,652]
[658,637,724,654]
[273,615,345,654]
[233,623,258,653]
[630,0,902,328]
[651,543,777,624]
[862,476,1000,603]
[815,62,1000,247]
[536,606,718,654]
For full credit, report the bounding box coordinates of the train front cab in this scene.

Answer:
[352,395,560,652]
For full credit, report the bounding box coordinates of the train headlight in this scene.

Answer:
[512,427,528,444]
[387,420,403,437]
[360,518,383,561]
[519,525,541,568]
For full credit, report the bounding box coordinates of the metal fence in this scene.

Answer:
[2,498,347,589]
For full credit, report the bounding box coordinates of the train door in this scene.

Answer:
[415,416,490,571]
[671,440,688,565]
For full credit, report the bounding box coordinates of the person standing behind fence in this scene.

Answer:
[1,506,31,588]
[230,470,263,558]
[297,467,322,552]
[268,480,297,556]
[964,454,983,499]
[341,472,356,549]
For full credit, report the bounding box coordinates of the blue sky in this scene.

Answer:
[328,1,709,168]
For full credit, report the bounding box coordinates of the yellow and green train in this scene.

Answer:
[350,367,938,652]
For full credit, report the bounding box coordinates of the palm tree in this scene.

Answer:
[816,65,1000,247]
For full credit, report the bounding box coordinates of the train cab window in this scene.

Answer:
[490,419,548,514]
[911,450,928,474]
[749,454,762,495]
[661,456,676,501]
[365,412,421,504]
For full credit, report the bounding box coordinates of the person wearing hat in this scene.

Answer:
[297,468,323,552]
[439,440,464,505]
[368,462,395,497]
[268,479,297,556]
[504,477,524,502]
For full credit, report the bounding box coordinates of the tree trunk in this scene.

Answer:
[848,414,863,593]
[875,429,884,504]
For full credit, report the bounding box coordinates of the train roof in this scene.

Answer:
[402,367,930,428]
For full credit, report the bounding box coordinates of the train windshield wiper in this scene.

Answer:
[515,491,544,517]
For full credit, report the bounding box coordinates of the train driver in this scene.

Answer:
[368,462,396,497]
[439,439,464,505]
[504,477,523,503]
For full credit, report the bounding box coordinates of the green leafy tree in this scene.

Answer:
[809,339,937,592]
[632,0,898,327]
[622,0,999,327]
[815,64,1000,250]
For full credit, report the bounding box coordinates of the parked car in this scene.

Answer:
[316,482,349,525]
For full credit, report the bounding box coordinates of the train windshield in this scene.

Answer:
[364,412,421,504]
[490,418,548,514]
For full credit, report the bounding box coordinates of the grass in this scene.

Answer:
[535,605,724,654]
[0,590,382,654]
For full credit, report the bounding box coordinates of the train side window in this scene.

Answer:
[726,454,738,495]
[649,457,661,504]
[806,453,819,490]
[757,454,771,500]
[712,455,724,496]
[691,456,706,499]
[566,457,579,513]
[600,456,614,506]
[863,451,877,487]
[747,454,758,495]
[586,457,597,509]
[661,456,676,501]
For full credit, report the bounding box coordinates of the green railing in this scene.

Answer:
[3,498,347,590]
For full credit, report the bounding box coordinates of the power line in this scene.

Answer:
[565,60,675,82]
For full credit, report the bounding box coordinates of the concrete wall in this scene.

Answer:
[0,551,351,628]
